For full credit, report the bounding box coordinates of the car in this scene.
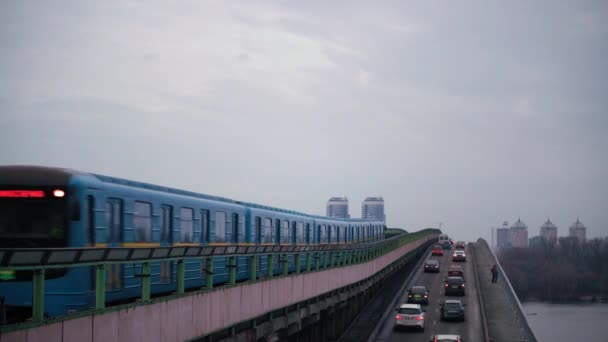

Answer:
[432,245,444,256]
[455,241,466,249]
[424,259,440,273]
[407,285,430,305]
[452,250,466,262]
[440,299,466,321]
[394,303,425,331]
[429,334,463,342]
[444,276,465,296]
[448,264,465,279]
[441,241,452,250]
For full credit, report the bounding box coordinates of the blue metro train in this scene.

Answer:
[0,165,385,317]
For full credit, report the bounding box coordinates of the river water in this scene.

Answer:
[521,302,608,341]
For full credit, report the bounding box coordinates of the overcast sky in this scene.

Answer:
[1,1,607,242]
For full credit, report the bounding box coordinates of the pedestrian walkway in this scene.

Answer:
[472,241,531,342]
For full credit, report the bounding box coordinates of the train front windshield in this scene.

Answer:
[0,190,67,248]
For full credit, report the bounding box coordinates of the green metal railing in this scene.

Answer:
[0,229,439,329]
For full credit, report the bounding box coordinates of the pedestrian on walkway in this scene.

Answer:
[491,264,499,283]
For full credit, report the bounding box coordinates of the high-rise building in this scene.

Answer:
[510,218,529,248]
[496,221,510,248]
[362,197,385,223]
[539,218,558,245]
[326,197,349,218]
[569,218,587,243]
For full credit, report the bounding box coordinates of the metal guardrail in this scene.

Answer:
[0,230,438,328]
[0,233,428,270]
[478,239,537,342]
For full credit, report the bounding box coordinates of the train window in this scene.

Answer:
[231,213,239,243]
[133,201,152,242]
[263,218,272,243]
[179,208,194,243]
[201,209,210,244]
[255,217,262,244]
[297,222,304,243]
[105,198,122,244]
[160,205,172,243]
[281,220,289,244]
[87,195,95,245]
[215,211,226,242]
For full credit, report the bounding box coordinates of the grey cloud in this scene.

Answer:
[1,0,607,241]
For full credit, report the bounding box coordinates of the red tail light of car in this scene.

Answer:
[415,315,424,321]
[461,283,465,288]
[395,315,402,320]
[445,283,449,287]
[424,294,428,298]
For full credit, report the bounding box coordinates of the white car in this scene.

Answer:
[394,303,425,331]
[430,334,462,342]
[452,250,466,262]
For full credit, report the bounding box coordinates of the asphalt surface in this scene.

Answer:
[372,244,484,342]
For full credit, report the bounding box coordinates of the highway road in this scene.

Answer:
[372,243,485,342]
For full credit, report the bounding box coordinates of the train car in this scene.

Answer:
[0,165,385,319]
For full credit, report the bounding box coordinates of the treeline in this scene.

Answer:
[498,236,608,302]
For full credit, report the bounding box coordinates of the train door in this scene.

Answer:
[105,198,122,290]
[160,205,173,284]
[231,213,239,244]
[255,217,262,244]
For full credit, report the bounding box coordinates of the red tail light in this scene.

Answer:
[415,315,424,321]
[395,315,402,320]
[0,190,45,198]
[461,283,465,288]
[445,283,448,287]
[424,294,428,298]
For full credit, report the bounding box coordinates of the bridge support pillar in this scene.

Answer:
[95,264,106,309]
[268,254,274,278]
[206,257,214,289]
[141,262,151,301]
[282,254,289,276]
[250,255,257,281]
[305,253,311,272]
[32,269,45,322]
[177,260,185,294]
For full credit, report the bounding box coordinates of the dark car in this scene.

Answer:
[424,259,440,273]
[432,245,444,256]
[407,286,429,305]
[455,241,466,249]
[441,241,452,250]
[440,299,466,321]
[444,277,465,296]
[448,265,465,279]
